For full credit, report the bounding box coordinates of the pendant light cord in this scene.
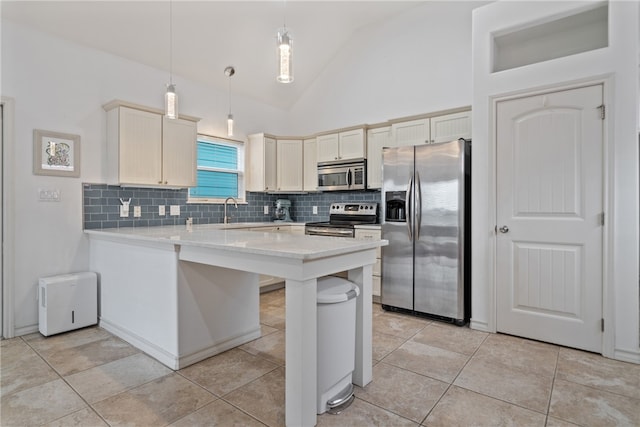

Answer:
[169,0,173,85]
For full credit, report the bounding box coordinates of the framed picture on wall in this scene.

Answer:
[33,129,81,177]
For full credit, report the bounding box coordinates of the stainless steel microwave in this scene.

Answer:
[317,159,366,191]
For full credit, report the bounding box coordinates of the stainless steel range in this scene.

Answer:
[305,202,378,238]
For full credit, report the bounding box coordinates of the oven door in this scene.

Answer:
[305,225,355,238]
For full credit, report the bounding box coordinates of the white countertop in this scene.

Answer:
[85,224,387,261]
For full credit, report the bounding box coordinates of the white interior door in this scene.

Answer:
[496,84,604,352]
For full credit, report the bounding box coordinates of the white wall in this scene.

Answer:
[1,20,287,333]
[471,1,639,362]
[286,1,482,135]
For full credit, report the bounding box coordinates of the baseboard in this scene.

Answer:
[100,317,263,370]
[613,347,640,364]
[470,319,490,332]
[14,324,39,337]
[177,327,262,368]
[100,317,180,369]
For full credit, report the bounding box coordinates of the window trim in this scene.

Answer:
[187,134,246,204]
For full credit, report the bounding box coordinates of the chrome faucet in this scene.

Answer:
[223,197,238,224]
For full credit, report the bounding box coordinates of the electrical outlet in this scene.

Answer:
[133,206,142,218]
[264,205,269,215]
[120,205,129,217]
[170,205,180,216]
[313,206,318,214]
[158,205,165,216]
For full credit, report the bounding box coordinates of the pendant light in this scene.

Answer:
[165,0,178,119]
[224,66,235,136]
[276,1,293,83]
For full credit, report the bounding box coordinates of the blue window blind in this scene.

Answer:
[190,139,240,199]
[197,142,237,169]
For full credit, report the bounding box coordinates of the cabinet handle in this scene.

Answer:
[164,181,168,184]
[158,181,162,184]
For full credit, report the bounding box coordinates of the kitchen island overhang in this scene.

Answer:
[85,225,387,427]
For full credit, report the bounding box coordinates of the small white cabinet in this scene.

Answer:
[104,100,198,187]
[247,134,277,192]
[366,126,392,190]
[247,135,304,192]
[317,128,365,162]
[276,139,303,192]
[303,138,318,192]
[355,227,382,298]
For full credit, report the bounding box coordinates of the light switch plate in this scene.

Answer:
[158,205,165,216]
[133,206,142,218]
[170,205,180,216]
[264,205,269,215]
[38,189,61,202]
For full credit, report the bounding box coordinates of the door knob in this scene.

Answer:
[499,225,509,233]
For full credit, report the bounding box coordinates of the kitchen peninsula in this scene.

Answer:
[86,224,387,427]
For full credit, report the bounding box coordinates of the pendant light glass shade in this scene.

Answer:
[227,113,234,137]
[277,28,293,83]
[165,84,178,120]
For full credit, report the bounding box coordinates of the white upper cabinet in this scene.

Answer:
[316,133,340,162]
[162,117,197,187]
[430,111,472,143]
[391,119,430,147]
[105,101,198,187]
[276,139,303,192]
[317,128,365,162]
[366,126,392,189]
[392,110,471,146]
[247,134,277,192]
[303,138,318,192]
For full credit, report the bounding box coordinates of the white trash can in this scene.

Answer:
[316,276,360,414]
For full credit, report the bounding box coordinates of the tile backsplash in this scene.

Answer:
[83,183,381,229]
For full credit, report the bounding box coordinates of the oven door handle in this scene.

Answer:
[305,228,354,238]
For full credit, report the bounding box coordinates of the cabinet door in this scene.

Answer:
[162,117,197,187]
[119,107,162,185]
[264,137,277,191]
[317,133,339,162]
[303,138,318,191]
[276,139,303,191]
[391,118,430,147]
[366,127,391,189]
[430,111,471,143]
[339,128,365,160]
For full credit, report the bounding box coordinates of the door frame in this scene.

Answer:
[1,96,15,339]
[489,78,613,357]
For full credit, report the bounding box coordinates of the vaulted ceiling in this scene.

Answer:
[2,1,422,110]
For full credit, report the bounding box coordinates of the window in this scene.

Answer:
[188,134,245,203]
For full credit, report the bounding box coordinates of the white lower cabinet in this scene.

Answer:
[355,228,382,298]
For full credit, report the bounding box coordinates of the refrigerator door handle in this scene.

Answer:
[406,175,413,242]
[415,171,422,240]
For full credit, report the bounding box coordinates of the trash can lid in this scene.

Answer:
[317,276,360,304]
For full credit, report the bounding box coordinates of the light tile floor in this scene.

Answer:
[2,288,639,426]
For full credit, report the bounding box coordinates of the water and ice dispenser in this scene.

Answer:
[385,192,407,222]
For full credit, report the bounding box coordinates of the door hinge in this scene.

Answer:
[600,212,605,226]
[601,318,605,332]
[598,104,605,120]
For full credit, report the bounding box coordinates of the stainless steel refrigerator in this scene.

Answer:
[381,139,470,325]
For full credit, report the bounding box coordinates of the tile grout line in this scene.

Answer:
[17,336,113,427]
[543,350,561,427]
